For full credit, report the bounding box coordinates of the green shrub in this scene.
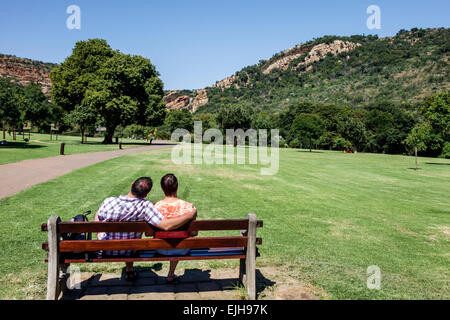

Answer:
[440,142,450,159]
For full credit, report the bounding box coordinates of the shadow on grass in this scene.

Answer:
[74,142,174,146]
[297,150,324,153]
[0,141,46,149]
[120,142,175,146]
[425,162,450,166]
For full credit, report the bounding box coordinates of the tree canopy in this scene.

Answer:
[50,39,166,143]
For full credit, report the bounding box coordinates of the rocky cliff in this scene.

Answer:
[163,88,209,113]
[262,40,361,74]
[0,54,55,95]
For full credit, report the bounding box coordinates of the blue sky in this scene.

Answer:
[0,1,449,90]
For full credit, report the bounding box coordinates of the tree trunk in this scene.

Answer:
[2,122,5,139]
[415,147,418,170]
[102,129,115,144]
[13,126,16,140]
[80,127,85,144]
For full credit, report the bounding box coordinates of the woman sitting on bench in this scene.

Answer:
[155,173,197,283]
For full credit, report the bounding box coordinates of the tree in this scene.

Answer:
[289,113,324,151]
[21,82,53,131]
[422,92,450,144]
[337,117,368,152]
[216,104,252,131]
[51,39,166,144]
[123,124,154,140]
[279,102,315,138]
[50,39,115,114]
[65,103,97,143]
[405,122,433,170]
[333,136,353,150]
[364,101,416,154]
[251,112,275,130]
[164,109,194,133]
[0,78,22,140]
[86,52,166,143]
[193,113,217,132]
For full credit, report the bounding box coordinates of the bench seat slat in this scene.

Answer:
[58,236,262,252]
[59,254,247,264]
[41,219,263,234]
[42,237,262,252]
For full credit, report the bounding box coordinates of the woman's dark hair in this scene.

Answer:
[131,177,153,198]
[160,173,178,196]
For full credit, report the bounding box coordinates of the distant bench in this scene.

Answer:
[41,214,263,300]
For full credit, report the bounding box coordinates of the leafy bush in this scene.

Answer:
[440,142,450,159]
[333,137,352,150]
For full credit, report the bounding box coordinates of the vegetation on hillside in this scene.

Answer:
[198,28,449,113]
[0,53,56,72]
[1,29,449,157]
[173,28,449,158]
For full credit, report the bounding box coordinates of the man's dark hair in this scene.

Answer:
[160,173,178,196]
[131,177,153,198]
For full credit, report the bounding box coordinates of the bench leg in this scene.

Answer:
[47,255,60,300]
[59,263,70,293]
[245,255,256,300]
[239,258,246,284]
[46,216,61,300]
[245,213,257,300]
[239,230,247,284]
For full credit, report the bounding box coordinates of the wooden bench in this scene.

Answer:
[41,213,263,300]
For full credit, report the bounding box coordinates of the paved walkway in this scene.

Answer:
[0,142,174,200]
[58,266,318,300]
[61,268,245,300]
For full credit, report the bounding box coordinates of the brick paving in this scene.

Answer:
[60,268,243,300]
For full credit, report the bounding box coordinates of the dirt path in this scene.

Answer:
[0,142,174,200]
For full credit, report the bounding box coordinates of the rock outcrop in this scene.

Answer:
[263,45,311,74]
[190,89,208,113]
[162,88,209,113]
[213,75,239,89]
[164,92,192,110]
[296,40,361,71]
[0,54,54,95]
[262,40,361,74]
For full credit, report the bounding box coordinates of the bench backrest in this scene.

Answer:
[42,217,263,253]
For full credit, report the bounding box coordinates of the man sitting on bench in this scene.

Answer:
[94,176,197,281]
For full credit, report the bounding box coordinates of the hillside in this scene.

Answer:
[0,54,55,95]
[2,27,448,112]
[169,27,449,113]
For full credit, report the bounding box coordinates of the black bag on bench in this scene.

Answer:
[61,210,93,261]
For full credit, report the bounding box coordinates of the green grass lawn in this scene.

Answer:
[0,147,448,299]
[0,133,152,165]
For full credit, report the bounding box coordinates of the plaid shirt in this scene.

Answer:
[97,195,164,256]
